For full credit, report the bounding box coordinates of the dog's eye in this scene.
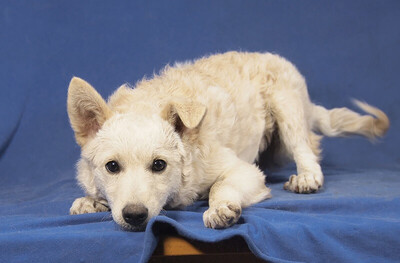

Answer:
[105,161,120,173]
[151,159,167,172]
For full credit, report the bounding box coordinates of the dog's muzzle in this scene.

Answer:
[122,203,148,227]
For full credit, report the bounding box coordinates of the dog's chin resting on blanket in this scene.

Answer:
[67,51,389,231]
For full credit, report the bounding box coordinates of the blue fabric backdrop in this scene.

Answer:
[1,1,399,262]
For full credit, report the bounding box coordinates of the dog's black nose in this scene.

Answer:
[122,204,148,226]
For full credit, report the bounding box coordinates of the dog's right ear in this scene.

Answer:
[67,77,112,147]
[161,99,207,134]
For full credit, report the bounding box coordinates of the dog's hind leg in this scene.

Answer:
[270,86,324,193]
[202,147,271,229]
[311,100,389,139]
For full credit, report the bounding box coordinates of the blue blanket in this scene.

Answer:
[1,1,399,262]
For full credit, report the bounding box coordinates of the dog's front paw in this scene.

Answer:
[203,202,241,229]
[70,196,110,215]
[284,173,322,194]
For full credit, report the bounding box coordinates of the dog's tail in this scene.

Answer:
[311,100,389,139]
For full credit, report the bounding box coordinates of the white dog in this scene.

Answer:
[68,52,389,230]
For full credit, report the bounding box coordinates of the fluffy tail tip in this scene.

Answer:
[352,99,390,137]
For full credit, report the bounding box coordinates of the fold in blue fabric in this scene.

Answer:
[1,169,399,262]
[1,1,400,262]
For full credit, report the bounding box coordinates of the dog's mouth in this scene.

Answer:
[119,221,147,232]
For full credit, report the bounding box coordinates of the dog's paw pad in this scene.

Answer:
[203,202,241,229]
[70,197,110,215]
[284,173,322,194]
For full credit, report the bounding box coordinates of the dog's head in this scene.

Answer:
[67,77,206,231]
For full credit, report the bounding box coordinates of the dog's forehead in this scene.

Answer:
[101,113,168,145]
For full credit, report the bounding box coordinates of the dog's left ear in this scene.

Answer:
[162,100,207,133]
[67,77,112,146]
